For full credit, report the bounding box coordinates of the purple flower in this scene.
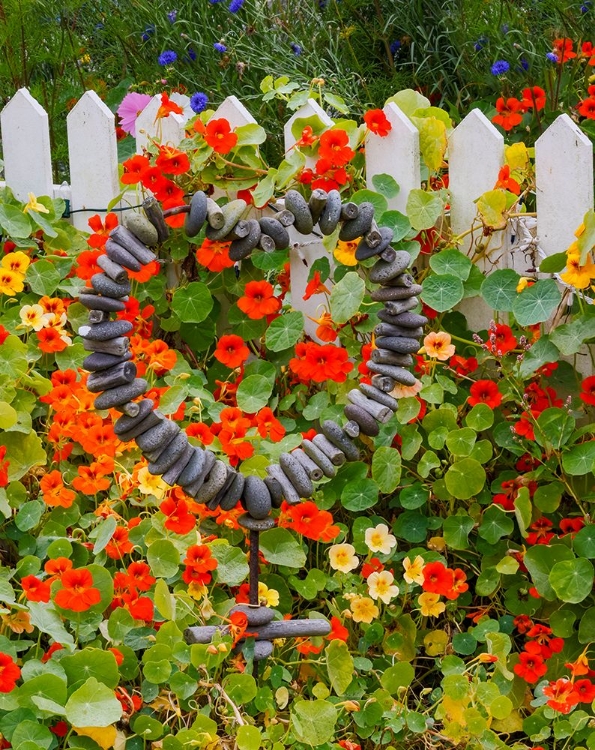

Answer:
[167,9,177,22]
[209,0,224,3]
[190,92,209,113]
[491,59,510,75]
[214,42,227,53]
[290,42,302,55]
[158,50,178,65]
[116,92,152,137]
[390,40,401,55]
[229,0,245,11]
[546,51,558,62]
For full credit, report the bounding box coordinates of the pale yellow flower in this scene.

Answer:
[201,598,216,620]
[390,379,422,399]
[367,570,399,603]
[403,555,425,585]
[365,523,397,555]
[258,582,279,607]
[421,331,455,361]
[328,543,359,573]
[23,192,50,214]
[418,592,446,617]
[187,582,208,600]
[19,304,52,331]
[137,467,168,499]
[2,251,30,275]
[350,595,379,624]
[333,240,358,266]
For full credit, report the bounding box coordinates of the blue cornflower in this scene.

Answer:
[141,24,155,42]
[501,23,509,34]
[190,92,209,113]
[491,59,510,75]
[185,48,197,61]
[581,1,591,11]
[290,42,302,55]
[214,42,227,52]
[229,0,245,11]
[167,9,177,22]
[390,40,401,55]
[209,0,224,4]
[474,36,487,51]
[546,51,558,62]
[158,50,178,65]
[519,58,529,71]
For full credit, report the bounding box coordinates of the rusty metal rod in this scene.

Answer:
[185,618,331,644]
[249,529,259,606]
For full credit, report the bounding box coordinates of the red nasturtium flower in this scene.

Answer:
[0,447,9,489]
[160,496,196,535]
[196,239,235,272]
[580,375,595,405]
[121,154,150,184]
[303,271,330,300]
[552,38,576,63]
[155,145,190,175]
[127,562,156,591]
[54,568,101,612]
[182,544,218,585]
[492,97,524,131]
[543,678,581,714]
[105,526,134,559]
[36,327,68,354]
[87,213,118,248]
[578,96,595,119]
[255,407,286,442]
[198,118,238,154]
[363,109,392,136]
[513,650,548,683]
[422,562,454,596]
[215,335,250,368]
[40,470,76,508]
[237,280,281,319]
[468,380,503,408]
[495,165,521,195]
[0,652,21,692]
[21,575,51,603]
[156,92,184,120]
[289,341,354,383]
[318,129,355,167]
[485,323,517,355]
[521,86,546,111]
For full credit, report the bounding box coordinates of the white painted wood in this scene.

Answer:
[210,95,257,128]
[284,98,333,167]
[0,88,53,202]
[535,114,593,257]
[67,91,120,230]
[135,94,185,154]
[365,102,420,213]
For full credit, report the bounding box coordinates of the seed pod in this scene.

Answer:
[105,239,142,272]
[97,255,128,284]
[124,211,160,246]
[258,234,276,253]
[378,300,419,321]
[291,448,323,482]
[375,322,424,338]
[318,190,342,235]
[339,202,374,242]
[371,374,396,392]
[148,431,189,475]
[344,420,360,438]
[91,273,131,299]
[311,434,345,467]
[340,201,359,221]
[94,378,148,410]
[259,217,289,249]
[229,219,261,261]
[266,463,301,505]
[301,439,337,478]
[344,403,379,436]
[219,472,245,511]
[226,219,250,241]
[206,199,247,241]
[79,294,127,313]
[347,389,392,423]
[371,348,414,367]
[79,319,133,341]
[195,460,228,503]
[275,209,295,227]
[285,190,313,235]
[142,196,169,242]
[359,383,398,410]
[279,452,313,497]
[356,225,394,261]
[369,250,412,283]
[87,361,137,393]
[162,444,195,487]
[374,336,421,354]
[390,312,429,328]
[177,448,207,487]
[110,225,157,265]
[242,475,272,519]
[309,188,328,224]
[371,284,423,302]
[83,351,133,373]
[83,337,130,357]
[367,361,417,385]
[185,192,208,237]
[206,197,225,229]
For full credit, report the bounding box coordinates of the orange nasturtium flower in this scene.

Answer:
[492,97,523,131]
[54,568,101,612]
[155,145,190,175]
[318,128,355,167]
[21,575,51,603]
[40,470,76,508]
[214,334,250,368]
[196,239,235,272]
[237,280,281,320]
[155,92,184,120]
[0,652,21,693]
[421,331,455,361]
[363,109,392,137]
[196,118,238,154]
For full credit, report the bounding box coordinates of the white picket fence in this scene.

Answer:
[0,87,593,336]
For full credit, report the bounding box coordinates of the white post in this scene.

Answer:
[135,94,185,154]
[210,95,257,128]
[0,88,53,202]
[535,114,594,256]
[365,102,420,213]
[284,98,333,167]
[67,91,120,231]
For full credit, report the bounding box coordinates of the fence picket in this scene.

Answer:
[135,94,185,154]
[284,98,333,164]
[67,91,120,230]
[0,88,53,202]
[535,114,594,257]
[365,102,420,214]
[211,95,257,128]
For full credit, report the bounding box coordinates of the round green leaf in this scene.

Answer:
[210,541,250,586]
[465,403,494,431]
[143,659,172,683]
[406,189,443,230]
[259,528,306,568]
[429,249,472,280]
[549,558,594,603]
[147,539,180,578]
[265,311,304,352]
[133,715,164,740]
[64,676,122,727]
[535,408,575,449]
[421,274,464,312]
[236,374,273,413]
[512,279,561,325]
[574,525,595,558]
[171,282,213,323]
[444,458,486,499]
[480,269,520,312]
[562,442,595,476]
[61,648,119,689]
[236,725,262,750]
[326,640,353,696]
[380,662,415,694]
[222,674,257,705]
[0,401,17,430]
[341,478,379,511]
[445,428,477,456]
[524,544,574,600]
[26,259,61,296]
[10,720,53,750]
[452,632,478,655]
[291,699,337,746]
[372,446,402,493]
[330,272,365,324]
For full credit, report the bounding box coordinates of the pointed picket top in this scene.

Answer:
[67,90,119,230]
[365,101,420,213]
[284,98,333,162]
[0,88,53,202]
[535,114,593,257]
[135,94,185,154]
[449,109,505,246]
[210,95,257,128]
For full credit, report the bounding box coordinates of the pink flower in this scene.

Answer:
[117,92,152,137]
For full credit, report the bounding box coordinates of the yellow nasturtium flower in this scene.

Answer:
[350,595,379,623]
[23,192,49,214]
[418,592,446,617]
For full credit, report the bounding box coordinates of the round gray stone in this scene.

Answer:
[344,403,379,436]
[243,475,272,520]
[368,251,412,283]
